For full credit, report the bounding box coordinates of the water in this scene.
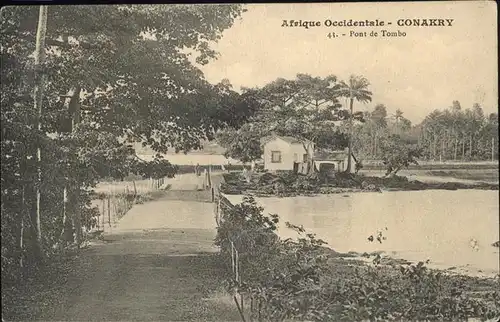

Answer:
[225,190,499,277]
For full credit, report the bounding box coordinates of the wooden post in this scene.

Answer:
[211,187,215,203]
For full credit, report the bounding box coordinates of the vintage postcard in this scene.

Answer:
[1,2,498,321]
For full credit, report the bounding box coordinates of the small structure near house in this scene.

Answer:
[261,135,314,172]
[314,149,355,174]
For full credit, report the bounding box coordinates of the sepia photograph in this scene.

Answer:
[1,2,499,321]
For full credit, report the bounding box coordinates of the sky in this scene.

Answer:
[199,1,497,123]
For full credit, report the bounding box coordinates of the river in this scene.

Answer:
[224,190,499,277]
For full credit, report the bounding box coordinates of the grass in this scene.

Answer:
[363,162,499,170]
[424,169,499,182]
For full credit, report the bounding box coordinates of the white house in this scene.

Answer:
[261,135,315,171]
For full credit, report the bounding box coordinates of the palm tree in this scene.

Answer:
[392,109,404,135]
[393,109,404,123]
[336,75,372,173]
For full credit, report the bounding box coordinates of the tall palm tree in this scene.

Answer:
[392,109,404,135]
[336,75,372,173]
[393,109,404,123]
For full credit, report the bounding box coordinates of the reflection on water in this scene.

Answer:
[226,190,499,276]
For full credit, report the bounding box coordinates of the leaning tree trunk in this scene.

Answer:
[32,5,48,260]
[302,141,315,175]
[346,97,354,173]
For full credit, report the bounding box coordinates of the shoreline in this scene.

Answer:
[220,171,499,197]
[221,183,499,198]
[221,192,499,280]
[334,249,500,280]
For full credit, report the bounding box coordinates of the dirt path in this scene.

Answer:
[37,229,237,321]
[17,181,239,321]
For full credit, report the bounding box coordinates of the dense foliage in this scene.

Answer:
[380,134,423,176]
[217,74,498,169]
[216,74,357,166]
[1,4,248,301]
[216,196,500,321]
[352,102,498,162]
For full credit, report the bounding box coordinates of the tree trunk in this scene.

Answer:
[20,138,27,268]
[20,187,25,269]
[70,86,83,247]
[302,141,315,175]
[32,5,48,259]
[61,186,73,246]
[462,139,465,160]
[469,134,473,159]
[454,138,458,160]
[492,137,495,161]
[371,130,375,158]
[346,97,354,173]
[433,135,437,161]
[61,89,73,246]
[440,138,444,163]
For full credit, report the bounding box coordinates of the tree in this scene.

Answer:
[381,135,422,177]
[336,75,373,173]
[216,123,263,164]
[219,74,350,174]
[1,4,247,288]
[369,104,388,158]
[32,5,49,260]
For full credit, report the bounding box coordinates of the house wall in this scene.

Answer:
[263,138,313,171]
[315,160,344,172]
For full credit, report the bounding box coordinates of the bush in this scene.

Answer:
[216,197,500,321]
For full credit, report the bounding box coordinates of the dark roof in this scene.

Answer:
[314,150,348,161]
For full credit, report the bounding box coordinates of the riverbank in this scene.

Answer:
[361,168,499,184]
[220,171,499,197]
[215,195,500,321]
[222,190,499,279]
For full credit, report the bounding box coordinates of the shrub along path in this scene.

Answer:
[7,174,239,322]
